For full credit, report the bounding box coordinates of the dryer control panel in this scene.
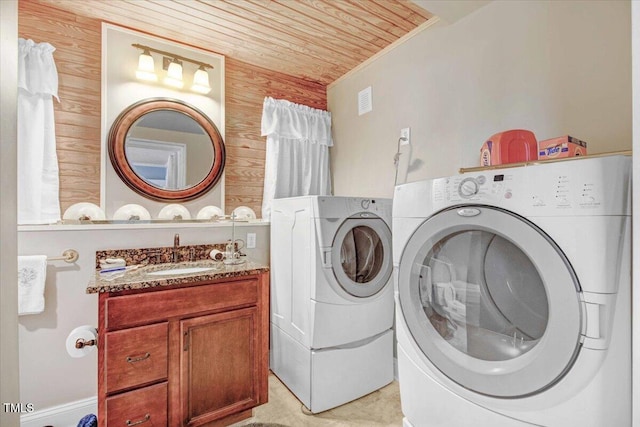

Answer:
[315,196,392,223]
[346,198,391,218]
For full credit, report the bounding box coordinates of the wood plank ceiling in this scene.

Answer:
[21,0,434,215]
[36,0,433,86]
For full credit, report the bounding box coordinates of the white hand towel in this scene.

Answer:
[18,255,48,315]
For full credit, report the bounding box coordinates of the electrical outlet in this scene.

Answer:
[400,127,411,145]
[246,233,257,249]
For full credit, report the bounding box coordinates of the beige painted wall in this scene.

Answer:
[328,0,632,198]
[1,1,20,426]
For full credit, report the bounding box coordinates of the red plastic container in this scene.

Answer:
[480,130,538,166]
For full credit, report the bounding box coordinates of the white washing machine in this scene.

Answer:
[270,196,395,413]
[392,155,631,426]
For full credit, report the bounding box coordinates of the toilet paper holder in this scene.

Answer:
[75,337,97,349]
[66,325,98,358]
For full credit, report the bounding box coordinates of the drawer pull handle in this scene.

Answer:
[126,414,150,426]
[126,352,150,363]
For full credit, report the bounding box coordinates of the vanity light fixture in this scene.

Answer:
[191,65,212,94]
[164,58,184,88]
[135,48,157,81]
[132,43,214,94]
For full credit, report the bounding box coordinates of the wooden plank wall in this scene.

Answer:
[225,58,326,215]
[18,1,102,211]
[18,0,327,218]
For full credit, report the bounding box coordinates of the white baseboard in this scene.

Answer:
[20,397,97,427]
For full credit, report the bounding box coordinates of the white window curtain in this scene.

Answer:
[17,38,61,224]
[261,97,332,219]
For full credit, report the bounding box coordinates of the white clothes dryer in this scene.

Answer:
[270,196,395,413]
[393,155,631,427]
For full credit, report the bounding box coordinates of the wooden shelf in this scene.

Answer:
[459,150,632,174]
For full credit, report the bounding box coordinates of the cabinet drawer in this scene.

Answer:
[105,323,168,394]
[106,382,167,427]
[105,278,258,329]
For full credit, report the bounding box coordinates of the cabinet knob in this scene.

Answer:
[126,414,150,426]
[125,352,150,363]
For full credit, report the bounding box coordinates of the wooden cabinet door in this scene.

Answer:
[180,307,259,427]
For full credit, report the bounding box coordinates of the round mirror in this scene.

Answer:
[108,98,225,202]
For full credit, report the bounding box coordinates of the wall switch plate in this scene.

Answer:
[246,233,256,249]
[400,127,411,145]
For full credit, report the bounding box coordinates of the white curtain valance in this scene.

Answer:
[261,97,332,219]
[261,97,333,146]
[18,38,59,100]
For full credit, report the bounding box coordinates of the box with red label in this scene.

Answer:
[538,135,587,159]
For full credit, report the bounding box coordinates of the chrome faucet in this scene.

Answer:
[173,233,180,262]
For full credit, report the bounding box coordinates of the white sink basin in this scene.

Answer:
[146,266,217,277]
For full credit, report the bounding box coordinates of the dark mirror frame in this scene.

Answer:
[108,98,225,202]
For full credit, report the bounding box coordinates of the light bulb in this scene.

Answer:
[135,49,157,81]
[164,59,183,88]
[191,66,211,94]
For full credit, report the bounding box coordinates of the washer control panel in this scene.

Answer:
[435,168,606,211]
[530,173,602,209]
[458,177,480,198]
[421,156,628,217]
[435,174,499,204]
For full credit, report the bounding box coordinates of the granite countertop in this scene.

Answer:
[87,259,269,294]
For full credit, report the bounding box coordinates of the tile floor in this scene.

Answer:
[235,373,404,426]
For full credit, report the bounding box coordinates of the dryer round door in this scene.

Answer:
[398,205,583,398]
[331,217,392,298]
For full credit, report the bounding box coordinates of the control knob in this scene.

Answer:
[458,178,479,198]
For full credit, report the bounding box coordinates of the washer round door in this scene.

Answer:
[398,205,583,398]
[331,217,393,298]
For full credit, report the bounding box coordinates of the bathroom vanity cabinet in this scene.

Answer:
[95,271,269,427]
